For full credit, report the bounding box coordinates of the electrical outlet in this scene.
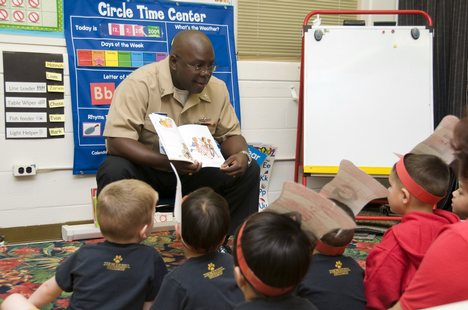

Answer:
[13,164,37,176]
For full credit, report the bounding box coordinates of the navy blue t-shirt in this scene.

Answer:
[234,295,318,310]
[152,252,243,310]
[297,254,366,310]
[55,240,167,310]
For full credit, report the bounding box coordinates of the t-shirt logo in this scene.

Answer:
[203,262,225,280]
[328,260,351,277]
[103,255,131,272]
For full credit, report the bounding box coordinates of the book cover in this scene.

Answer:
[248,143,277,211]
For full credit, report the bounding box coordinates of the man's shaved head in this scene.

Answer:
[171,30,214,57]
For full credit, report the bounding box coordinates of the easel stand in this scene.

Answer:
[294,10,433,221]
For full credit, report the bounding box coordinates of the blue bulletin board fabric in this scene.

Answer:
[64,0,239,175]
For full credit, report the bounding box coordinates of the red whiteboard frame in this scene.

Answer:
[294,10,433,221]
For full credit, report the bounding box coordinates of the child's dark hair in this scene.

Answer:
[319,199,355,249]
[393,153,449,198]
[181,187,230,252]
[233,211,312,297]
[452,117,468,181]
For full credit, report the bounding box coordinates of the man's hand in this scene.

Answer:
[171,160,202,176]
[219,135,250,177]
[220,152,249,177]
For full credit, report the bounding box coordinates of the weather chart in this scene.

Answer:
[64,0,239,174]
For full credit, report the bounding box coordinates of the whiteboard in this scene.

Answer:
[303,26,434,175]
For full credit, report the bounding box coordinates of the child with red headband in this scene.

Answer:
[152,187,243,310]
[232,211,318,309]
[364,153,460,310]
[451,120,468,219]
[388,116,468,310]
[297,200,366,310]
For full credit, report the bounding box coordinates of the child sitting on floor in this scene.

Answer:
[389,115,468,310]
[297,200,365,310]
[151,187,243,310]
[364,153,460,310]
[3,179,168,310]
[232,211,318,310]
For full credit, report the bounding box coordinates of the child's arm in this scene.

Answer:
[364,231,406,309]
[28,276,63,308]
[1,293,39,310]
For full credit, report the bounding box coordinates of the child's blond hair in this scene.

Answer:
[97,179,157,242]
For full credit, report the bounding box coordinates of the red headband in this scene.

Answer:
[315,240,347,256]
[236,221,295,297]
[395,155,444,205]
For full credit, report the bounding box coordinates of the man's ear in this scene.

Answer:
[169,54,177,70]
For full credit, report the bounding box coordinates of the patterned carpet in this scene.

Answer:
[0,230,379,309]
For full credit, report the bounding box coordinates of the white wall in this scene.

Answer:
[359,0,399,25]
[0,35,97,228]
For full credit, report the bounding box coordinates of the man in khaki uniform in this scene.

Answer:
[97,30,260,240]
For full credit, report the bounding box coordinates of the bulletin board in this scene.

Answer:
[64,0,239,175]
[3,51,64,139]
[302,25,434,175]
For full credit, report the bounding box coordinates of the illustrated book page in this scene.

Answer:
[149,113,225,168]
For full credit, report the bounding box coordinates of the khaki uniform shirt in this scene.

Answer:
[104,57,241,152]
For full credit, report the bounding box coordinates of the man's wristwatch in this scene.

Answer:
[240,150,252,166]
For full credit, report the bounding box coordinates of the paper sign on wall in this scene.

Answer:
[3,51,65,139]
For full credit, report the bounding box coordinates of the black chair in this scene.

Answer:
[156,197,175,213]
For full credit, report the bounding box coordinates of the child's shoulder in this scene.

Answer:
[136,243,166,259]
[313,253,362,268]
[396,210,459,230]
[174,252,234,273]
[78,241,162,257]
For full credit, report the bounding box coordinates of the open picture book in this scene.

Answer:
[149,113,225,168]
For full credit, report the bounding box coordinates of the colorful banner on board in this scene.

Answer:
[64,0,239,175]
